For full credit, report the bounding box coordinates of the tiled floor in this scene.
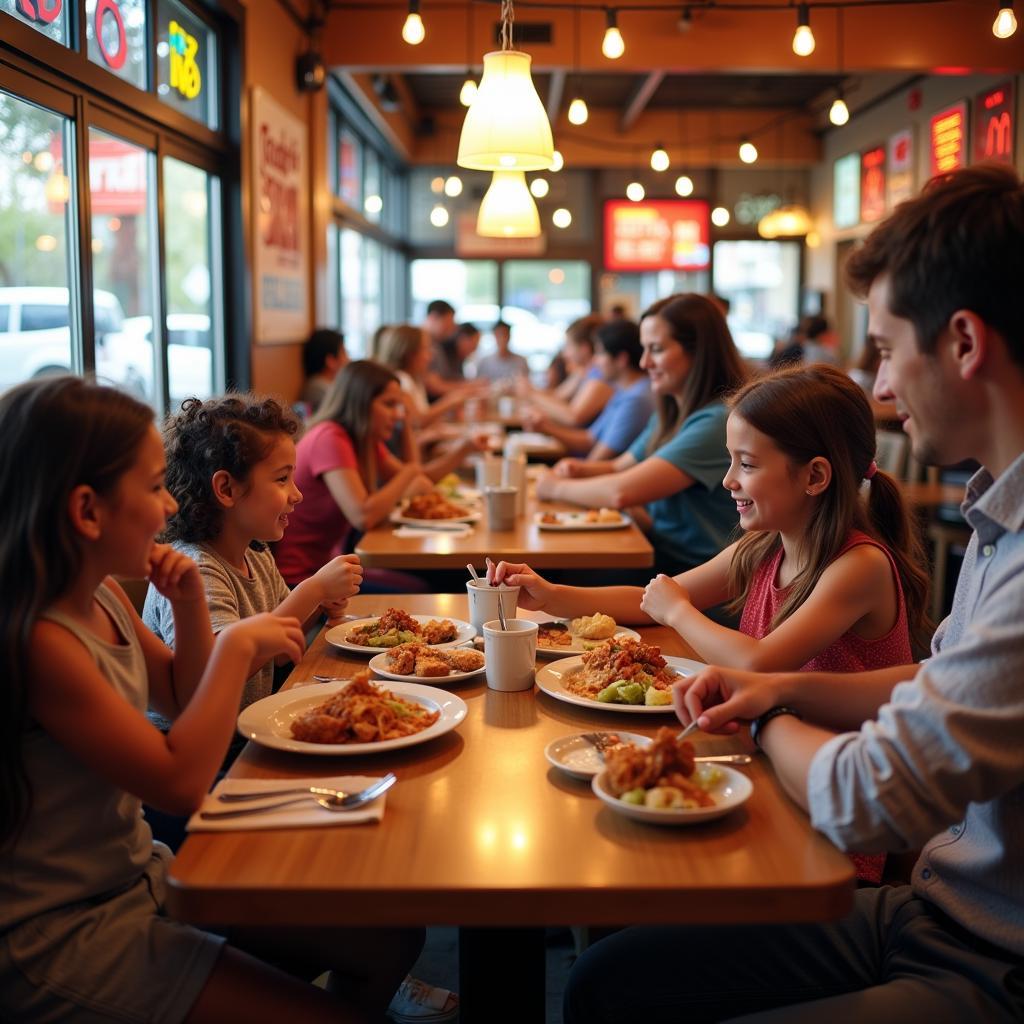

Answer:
[410,926,577,1023]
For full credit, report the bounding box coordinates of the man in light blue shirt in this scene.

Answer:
[565,166,1024,1023]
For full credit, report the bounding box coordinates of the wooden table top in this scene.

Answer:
[167,594,854,929]
[355,491,654,570]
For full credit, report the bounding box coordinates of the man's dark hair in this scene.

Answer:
[493,320,510,333]
[455,322,480,339]
[595,318,642,369]
[845,164,1024,367]
[426,299,455,317]
[302,328,344,377]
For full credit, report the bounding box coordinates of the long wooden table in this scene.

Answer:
[168,595,854,1019]
[355,491,654,571]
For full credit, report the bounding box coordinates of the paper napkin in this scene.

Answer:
[186,774,387,832]
[392,525,473,538]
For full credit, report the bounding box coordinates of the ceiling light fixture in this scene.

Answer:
[477,170,541,237]
[402,0,425,45]
[550,149,564,171]
[429,204,449,227]
[568,1,589,124]
[674,174,694,197]
[650,144,670,172]
[829,93,850,126]
[738,139,758,164]
[444,175,463,197]
[568,97,589,125]
[626,181,645,201]
[993,0,1017,36]
[460,5,477,106]
[602,8,625,59]
[711,205,730,227]
[529,176,550,197]
[792,3,815,56]
[552,207,572,228]
[457,0,554,171]
[758,203,814,238]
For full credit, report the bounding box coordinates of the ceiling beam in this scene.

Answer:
[546,68,566,125]
[620,71,665,132]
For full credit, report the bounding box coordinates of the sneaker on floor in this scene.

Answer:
[387,975,458,1023]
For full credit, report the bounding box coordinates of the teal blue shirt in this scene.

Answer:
[628,401,737,573]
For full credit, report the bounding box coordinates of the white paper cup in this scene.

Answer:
[497,395,517,419]
[502,452,527,516]
[483,618,538,692]
[485,485,518,531]
[466,579,520,635]
[475,452,502,491]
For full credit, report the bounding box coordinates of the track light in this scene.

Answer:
[602,9,625,58]
[993,0,1017,36]
[792,3,815,56]
[568,97,589,125]
[829,94,850,126]
[650,144,670,172]
[402,0,425,44]
[738,139,758,164]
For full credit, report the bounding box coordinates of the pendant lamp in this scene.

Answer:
[477,170,541,237]
[757,203,814,239]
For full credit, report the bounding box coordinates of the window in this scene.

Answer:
[86,0,148,91]
[1,0,70,45]
[338,128,360,207]
[21,304,71,331]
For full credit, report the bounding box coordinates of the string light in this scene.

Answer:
[829,94,850,126]
[993,0,1017,36]
[460,76,478,106]
[529,176,550,197]
[792,3,815,56]
[626,181,645,201]
[444,175,463,197]
[430,204,449,227]
[650,144,670,172]
[552,207,572,228]
[711,206,730,227]
[602,8,625,58]
[674,174,694,197]
[738,139,758,164]
[402,0,425,44]
[568,97,589,125]
[549,149,564,171]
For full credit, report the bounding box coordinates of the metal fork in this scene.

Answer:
[580,732,751,765]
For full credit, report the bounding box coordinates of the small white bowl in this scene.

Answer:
[544,732,652,781]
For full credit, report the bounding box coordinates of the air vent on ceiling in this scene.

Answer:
[492,21,552,45]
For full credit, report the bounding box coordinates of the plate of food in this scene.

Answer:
[369,642,486,683]
[536,613,641,658]
[545,731,652,781]
[534,637,706,712]
[236,672,468,755]
[326,609,476,654]
[434,473,482,504]
[390,492,482,526]
[592,728,752,824]
[535,509,630,531]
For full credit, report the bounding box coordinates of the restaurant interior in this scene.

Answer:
[2,1,1023,1022]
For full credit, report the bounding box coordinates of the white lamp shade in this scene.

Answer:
[477,170,541,237]
[458,50,554,171]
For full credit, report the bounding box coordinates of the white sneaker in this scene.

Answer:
[386,975,459,1023]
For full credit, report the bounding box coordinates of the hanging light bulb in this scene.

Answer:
[550,149,564,172]
[602,9,625,58]
[429,204,449,227]
[552,207,572,229]
[738,139,758,164]
[477,170,541,237]
[650,144,670,172]
[792,3,815,56]
[758,203,814,238]
[459,75,478,106]
[711,206,730,227]
[626,181,645,202]
[568,97,589,125]
[529,176,550,198]
[444,175,463,197]
[993,0,1017,36]
[458,49,554,171]
[402,0,425,44]
[674,174,694,197]
[829,94,850,126]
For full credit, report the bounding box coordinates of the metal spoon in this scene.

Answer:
[217,773,397,803]
[485,557,508,628]
[200,774,396,820]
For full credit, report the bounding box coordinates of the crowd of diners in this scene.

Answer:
[1,164,1022,1023]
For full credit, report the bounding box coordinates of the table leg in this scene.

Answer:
[458,926,546,1023]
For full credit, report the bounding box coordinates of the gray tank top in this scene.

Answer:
[0,584,155,929]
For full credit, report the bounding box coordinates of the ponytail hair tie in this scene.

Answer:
[865,460,878,480]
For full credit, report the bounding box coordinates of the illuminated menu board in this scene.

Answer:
[930,101,968,177]
[860,145,887,223]
[833,153,861,229]
[973,81,1015,165]
[887,128,915,208]
[604,200,710,272]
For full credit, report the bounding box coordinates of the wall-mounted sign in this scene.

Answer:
[603,200,710,272]
[252,87,310,345]
[930,100,968,177]
[887,128,915,208]
[168,19,201,99]
[973,81,1015,165]
[833,153,861,230]
[860,145,887,223]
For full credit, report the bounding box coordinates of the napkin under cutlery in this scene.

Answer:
[186,775,387,832]
[393,524,473,538]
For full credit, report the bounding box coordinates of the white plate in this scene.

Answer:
[592,765,753,824]
[236,680,468,755]
[326,615,476,655]
[535,622,642,659]
[534,654,707,713]
[545,731,652,780]
[390,506,482,527]
[534,511,631,531]
[369,650,485,683]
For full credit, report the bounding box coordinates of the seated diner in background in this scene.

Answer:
[536,293,747,575]
[299,327,348,415]
[473,320,530,383]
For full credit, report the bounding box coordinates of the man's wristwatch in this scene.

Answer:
[749,706,803,750]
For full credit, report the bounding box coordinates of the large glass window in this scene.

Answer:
[0,90,77,393]
[338,128,360,208]
[86,0,148,91]
[1,0,70,45]
[156,0,219,130]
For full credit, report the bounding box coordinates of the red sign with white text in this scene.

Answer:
[973,81,1015,165]
[930,101,968,177]
[860,145,887,223]
[604,200,710,272]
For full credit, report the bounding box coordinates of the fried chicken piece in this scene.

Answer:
[385,642,426,675]
[604,727,698,795]
[290,713,351,744]
[421,618,457,644]
[441,647,485,672]
[415,657,451,678]
[375,608,420,635]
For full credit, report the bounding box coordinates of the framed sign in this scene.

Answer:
[930,100,968,177]
[833,153,861,230]
[973,81,1015,165]
[887,128,915,208]
[860,145,886,223]
[251,87,310,344]
[603,199,710,272]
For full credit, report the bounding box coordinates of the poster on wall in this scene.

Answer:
[860,145,887,223]
[929,100,968,177]
[251,87,310,344]
[887,128,915,208]
[603,200,710,272]
[973,81,1015,165]
[833,153,861,230]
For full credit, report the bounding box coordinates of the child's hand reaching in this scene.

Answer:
[321,598,350,626]
[222,612,305,668]
[313,554,363,604]
[640,573,691,627]
[147,544,205,604]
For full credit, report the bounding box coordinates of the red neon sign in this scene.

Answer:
[974,81,1015,166]
[860,145,887,223]
[604,200,710,272]
[929,101,968,177]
